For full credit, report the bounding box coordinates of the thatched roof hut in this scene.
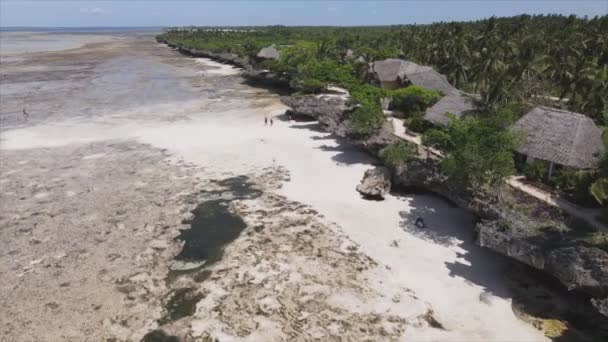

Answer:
[424,92,475,125]
[513,106,605,169]
[256,45,280,60]
[368,59,456,94]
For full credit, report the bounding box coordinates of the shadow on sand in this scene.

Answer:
[316,143,376,166]
[283,111,608,340]
[398,193,516,299]
[287,122,327,134]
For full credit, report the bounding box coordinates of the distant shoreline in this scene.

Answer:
[0,27,163,33]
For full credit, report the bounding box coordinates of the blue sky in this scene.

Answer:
[1,1,606,27]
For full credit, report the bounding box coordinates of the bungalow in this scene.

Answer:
[512,106,605,178]
[256,45,280,61]
[367,58,456,94]
[423,92,475,125]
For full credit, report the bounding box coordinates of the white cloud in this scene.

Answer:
[80,7,106,15]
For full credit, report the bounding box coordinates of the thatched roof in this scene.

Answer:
[513,106,605,169]
[369,59,456,94]
[405,68,457,95]
[368,59,411,83]
[256,45,280,60]
[424,92,475,125]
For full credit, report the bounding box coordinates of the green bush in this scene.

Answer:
[291,59,357,93]
[389,85,441,117]
[423,114,518,190]
[523,160,547,182]
[290,78,325,93]
[553,170,598,206]
[350,84,387,108]
[379,142,416,167]
[406,114,434,133]
[590,178,608,205]
[351,105,385,136]
[422,127,452,149]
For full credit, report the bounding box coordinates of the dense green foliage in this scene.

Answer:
[590,134,608,205]
[553,170,599,206]
[424,112,521,191]
[379,142,416,167]
[348,84,387,108]
[388,85,442,133]
[159,14,608,123]
[389,86,441,117]
[350,105,385,136]
[523,160,547,182]
[158,16,607,199]
[591,175,608,205]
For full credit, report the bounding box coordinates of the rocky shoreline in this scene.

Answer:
[283,90,608,321]
[159,39,608,333]
[157,38,291,89]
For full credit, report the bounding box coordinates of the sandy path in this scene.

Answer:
[0,33,547,341]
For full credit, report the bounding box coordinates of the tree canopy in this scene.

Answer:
[159,14,608,123]
[424,111,521,192]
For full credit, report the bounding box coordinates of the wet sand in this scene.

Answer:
[0,32,547,341]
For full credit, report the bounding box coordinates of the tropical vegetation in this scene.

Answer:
[379,142,416,167]
[424,111,521,193]
[159,14,607,121]
[158,14,607,205]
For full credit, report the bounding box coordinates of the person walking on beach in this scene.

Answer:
[264,117,268,126]
[23,108,29,119]
[270,117,274,126]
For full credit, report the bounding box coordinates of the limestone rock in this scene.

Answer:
[356,167,391,199]
[546,246,608,297]
[477,218,608,316]
[243,69,290,88]
[281,95,351,121]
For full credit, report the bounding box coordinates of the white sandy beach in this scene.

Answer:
[0,34,547,341]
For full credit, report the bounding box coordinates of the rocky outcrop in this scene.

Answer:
[243,69,291,89]
[158,38,292,89]
[281,95,399,155]
[393,158,608,316]
[477,210,608,315]
[349,122,402,155]
[356,167,391,199]
[392,159,500,219]
[281,95,351,120]
[157,38,250,69]
[182,49,249,69]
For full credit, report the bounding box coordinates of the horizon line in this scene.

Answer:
[1,12,605,30]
